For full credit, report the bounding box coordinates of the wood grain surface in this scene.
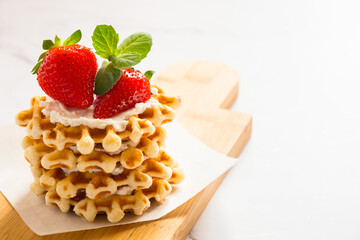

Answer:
[0,61,252,240]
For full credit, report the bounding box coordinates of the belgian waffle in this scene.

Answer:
[16,86,179,154]
[16,86,184,223]
[22,126,167,173]
[30,151,183,222]
[45,178,172,223]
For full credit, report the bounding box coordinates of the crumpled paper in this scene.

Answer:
[0,121,238,236]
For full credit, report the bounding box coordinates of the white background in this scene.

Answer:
[1,0,360,239]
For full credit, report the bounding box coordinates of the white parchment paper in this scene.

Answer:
[0,121,238,236]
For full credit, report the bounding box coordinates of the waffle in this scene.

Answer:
[24,136,184,215]
[17,86,184,223]
[38,154,171,196]
[16,90,178,154]
[15,96,55,139]
[42,116,156,154]
[28,148,184,222]
[22,127,166,173]
[44,178,172,223]
[156,150,185,185]
[151,85,181,110]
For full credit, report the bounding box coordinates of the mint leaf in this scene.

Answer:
[42,40,54,50]
[113,53,141,68]
[92,25,119,59]
[117,32,152,60]
[63,30,81,46]
[144,70,155,80]
[94,61,122,95]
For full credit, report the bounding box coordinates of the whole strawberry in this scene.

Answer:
[93,68,151,118]
[32,30,98,108]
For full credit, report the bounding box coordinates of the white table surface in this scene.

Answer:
[1,0,360,239]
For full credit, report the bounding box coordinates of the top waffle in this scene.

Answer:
[16,86,180,154]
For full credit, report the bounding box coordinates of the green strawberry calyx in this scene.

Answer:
[31,30,82,74]
[91,25,154,96]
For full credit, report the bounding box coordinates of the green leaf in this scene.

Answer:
[94,61,122,95]
[54,35,61,46]
[144,70,155,80]
[63,30,82,46]
[37,51,47,61]
[113,53,141,68]
[42,40,54,50]
[31,60,43,74]
[92,25,119,59]
[34,29,82,76]
[117,32,152,60]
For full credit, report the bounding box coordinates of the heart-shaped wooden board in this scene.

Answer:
[0,61,252,240]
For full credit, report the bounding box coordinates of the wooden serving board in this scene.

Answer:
[0,61,252,240]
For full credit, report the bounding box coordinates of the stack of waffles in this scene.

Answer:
[15,86,184,223]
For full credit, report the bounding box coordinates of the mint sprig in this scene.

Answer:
[92,25,152,96]
[31,30,82,74]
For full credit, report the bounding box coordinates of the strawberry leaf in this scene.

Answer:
[117,32,152,60]
[33,29,83,75]
[54,35,61,46]
[113,53,141,68]
[37,51,47,61]
[31,60,43,74]
[63,30,81,46]
[144,70,155,80]
[92,25,119,59]
[42,40,54,50]
[94,61,122,96]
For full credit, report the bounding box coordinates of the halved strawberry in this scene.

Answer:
[93,68,151,119]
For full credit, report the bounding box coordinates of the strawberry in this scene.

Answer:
[37,45,97,108]
[32,30,98,108]
[90,26,154,118]
[93,68,151,118]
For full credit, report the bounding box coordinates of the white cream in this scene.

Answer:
[115,186,134,195]
[61,166,124,175]
[101,186,134,198]
[69,140,138,155]
[68,146,81,155]
[40,93,160,132]
[94,141,137,155]
[61,167,103,174]
[111,166,124,175]
[151,87,158,95]
[61,167,78,175]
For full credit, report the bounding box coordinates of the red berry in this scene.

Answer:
[37,44,98,108]
[93,68,151,119]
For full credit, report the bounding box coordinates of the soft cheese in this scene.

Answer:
[40,92,159,132]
